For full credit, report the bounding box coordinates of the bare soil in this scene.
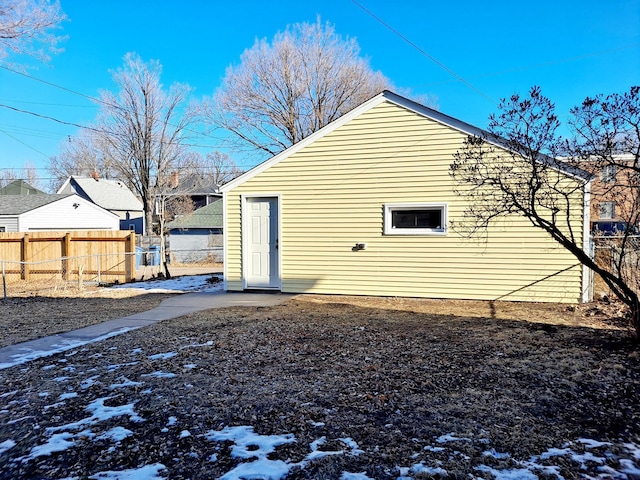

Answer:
[0,291,638,478]
[0,288,174,348]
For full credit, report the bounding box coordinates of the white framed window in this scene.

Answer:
[384,203,447,235]
[600,164,617,183]
[599,201,616,219]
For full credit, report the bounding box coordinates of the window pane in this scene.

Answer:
[392,209,441,229]
[599,202,615,219]
[600,165,616,183]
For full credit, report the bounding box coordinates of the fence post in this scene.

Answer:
[21,234,29,280]
[97,254,101,284]
[2,260,6,301]
[125,232,135,282]
[62,232,71,280]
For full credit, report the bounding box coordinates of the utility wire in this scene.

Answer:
[0,102,229,149]
[0,64,214,142]
[0,64,110,107]
[0,129,50,158]
[350,0,497,106]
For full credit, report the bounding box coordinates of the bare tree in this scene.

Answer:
[48,130,119,190]
[76,53,197,237]
[0,161,41,189]
[203,17,390,157]
[450,86,640,339]
[201,151,243,187]
[0,0,65,66]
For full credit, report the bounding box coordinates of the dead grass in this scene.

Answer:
[0,294,638,478]
[0,286,174,348]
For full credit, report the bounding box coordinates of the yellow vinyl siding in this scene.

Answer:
[225,100,585,303]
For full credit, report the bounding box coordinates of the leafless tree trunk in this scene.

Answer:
[202,17,390,158]
[57,53,198,236]
[0,0,66,67]
[450,86,640,340]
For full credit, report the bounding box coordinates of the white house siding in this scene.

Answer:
[169,229,223,263]
[0,217,19,232]
[20,196,119,231]
[225,100,585,303]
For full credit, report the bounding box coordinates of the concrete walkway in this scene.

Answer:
[0,291,293,370]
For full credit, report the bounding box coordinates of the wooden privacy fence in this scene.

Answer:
[0,231,136,283]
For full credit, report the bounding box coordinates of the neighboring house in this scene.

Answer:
[0,179,46,196]
[163,172,220,209]
[0,194,120,232]
[220,90,590,304]
[57,175,145,234]
[165,199,223,263]
[579,154,639,234]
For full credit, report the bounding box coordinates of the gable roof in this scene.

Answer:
[165,172,219,196]
[57,176,143,211]
[220,90,590,192]
[0,194,73,215]
[166,199,223,230]
[0,180,46,196]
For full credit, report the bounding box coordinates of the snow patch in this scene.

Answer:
[0,439,16,455]
[112,275,223,293]
[148,352,178,361]
[88,463,167,479]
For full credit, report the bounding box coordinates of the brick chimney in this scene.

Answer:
[170,171,179,188]
[91,171,99,181]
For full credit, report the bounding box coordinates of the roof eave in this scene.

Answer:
[220,90,590,190]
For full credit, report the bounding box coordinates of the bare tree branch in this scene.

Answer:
[201,17,391,158]
[451,86,640,339]
[0,0,66,67]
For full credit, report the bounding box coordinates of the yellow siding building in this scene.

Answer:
[221,91,591,304]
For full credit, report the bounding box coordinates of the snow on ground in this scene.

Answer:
[0,327,139,370]
[0,275,222,371]
[2,346,640,480]
[1,274,640,478]
[2,335,640,478]
[112,274,223,293]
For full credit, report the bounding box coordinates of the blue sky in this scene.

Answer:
[0,0,638,189]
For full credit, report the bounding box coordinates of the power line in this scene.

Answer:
[350,0,497,106]
[0,102,232,150]
[410,43,640,88]
[0,65,108,106]
[0,99,96,108]
[0,103,108,134]
[0,129,50,158]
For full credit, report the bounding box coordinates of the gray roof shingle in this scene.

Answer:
[0,180,46,196]
[0,194,72,215]
[60,177,143,211]
[166,200,223,230]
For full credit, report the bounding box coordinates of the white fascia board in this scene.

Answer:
[222,192,228,291]
[26,194,120,221]
[219,92,390,193]
[582,180,593,303]
[220,90,591,192]
[385,91,592,183]
[55,176,73,194]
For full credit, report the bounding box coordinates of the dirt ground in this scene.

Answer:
[0,265,223,348]
[0,279,632,349]
[0,287,639,478]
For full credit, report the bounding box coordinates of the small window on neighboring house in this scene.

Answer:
[0,227,5,232]
[384,203,447,235]
[600,165,617,183]
[599,201,616,219]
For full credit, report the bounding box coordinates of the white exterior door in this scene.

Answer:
[245,197,279,289]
